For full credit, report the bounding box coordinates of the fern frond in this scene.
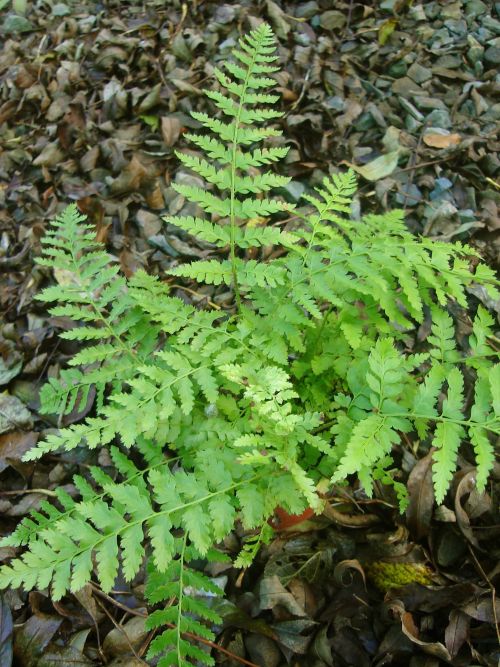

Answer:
[432,368,465,503]
[0,457,249,600]
[145,545,225,667]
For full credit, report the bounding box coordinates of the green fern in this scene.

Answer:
[0,23,499,667]
[166,22,293,308]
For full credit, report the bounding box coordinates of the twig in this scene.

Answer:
[0,488,57,497]
[467,544,500,645]
[392,157,453,174]
[169,283,221,310]
[90,583,148,618]
[323,501,381,527]
[94,595,144,662]
[172,2,188,38]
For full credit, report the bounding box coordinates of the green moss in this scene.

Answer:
[366,561,433,592]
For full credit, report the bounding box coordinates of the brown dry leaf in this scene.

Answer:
[160,116,182,147]
[0,431,38,473]
[423,133,461,148]
[110,155,152,195]
[32,143,64,167]
[406,451,435,539]
[0,594,13,667]
[389,601,453,662]
[445,609,470,659]
[258,575,307,617]
[73,586,103,625]
[461,596,500,623]
[333,559,366,588]
[336,100,363,134]
[14,611,62,665]
[453,471,481,547]
[400,609,452,661]
[0,395,33,435]
[387,582,478,613]
[103,615,148,658]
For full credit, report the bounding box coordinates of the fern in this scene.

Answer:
[166,22,293,309]
[1,23,499,667]
[145,543,229,667]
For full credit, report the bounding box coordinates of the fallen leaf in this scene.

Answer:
[160,116,182,147]
[378,18,398,45]
[37,645,94,666]
[461,596,500,623]
[266,0,291,39]
[0,395,33,435]
[445,609,469,659]
[0,431,38,473]
[349,151,400,182]
[259,575,306,617]
[103,616,148,657]
[0,595,13,667]
[423,133,461,148]
[333,559,366,588]
[14,612,62,666]
[406,452,434,539]
[388,602,453,662]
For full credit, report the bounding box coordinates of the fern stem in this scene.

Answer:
[314,413,499,435]
[176,533,187,663]
[310,305,334,355]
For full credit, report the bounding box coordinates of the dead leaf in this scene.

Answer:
[160,116,182,147]
[349,150,400,182]
[270,618,317,654]
[445,609,469,659]
[110,155,152,195]
[14,612,62,666]
[259,575,307,617]
[388,601,453,662]
[336,100,363,134]
[37,645,94,666]
[406,452,434,539]
[0,395,33,435]
[0,595,13,667]
[103,616,148,657]
[423,133,461,148]
[454,471,480,547]
[266,0,291,39]
[387,582,478,613]
[461,596,500,623]
[378,18,398,45]
[333,559,366,588]
[32,143,64,167]
[0,431,38,473]
[245,633,281,667]
[400,610,452,661]
[73,586,103,625]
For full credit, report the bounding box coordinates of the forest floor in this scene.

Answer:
[0,1,499,665]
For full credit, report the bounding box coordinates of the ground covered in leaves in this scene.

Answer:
[0,0,499,665]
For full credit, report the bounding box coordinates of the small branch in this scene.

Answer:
[94,596,144,662]
[0,488,58,497]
